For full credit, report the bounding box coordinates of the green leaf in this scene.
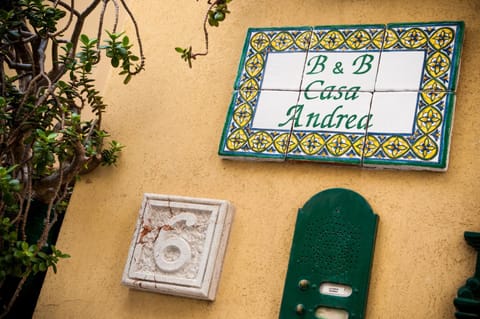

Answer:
[80,34,89,45]
[122,36,129,46]
[123,74,131,85]
[175,47,185,53]
[38,252,48,259]
[111,56,119,68]
[118,48,127,56]
[8,179,19,188]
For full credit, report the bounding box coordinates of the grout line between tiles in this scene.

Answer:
[355,24,387,167]
[360,92,375,168]
[284,27,314,161]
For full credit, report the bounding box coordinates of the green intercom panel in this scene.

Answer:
[279,188,378,319]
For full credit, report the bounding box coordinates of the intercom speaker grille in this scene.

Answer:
[298,215,360,276]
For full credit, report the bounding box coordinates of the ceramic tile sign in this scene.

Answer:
[122,194,234,300]
[218,22,464,171]
[279,188,378,319]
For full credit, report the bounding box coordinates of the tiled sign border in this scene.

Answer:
[219,21,464,171]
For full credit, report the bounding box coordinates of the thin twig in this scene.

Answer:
[118,0,145,74]
[96,0,109,51]
[111,0,119,33]
[51,0,76,37]
[0,276,29,319]
[191,1,216,59]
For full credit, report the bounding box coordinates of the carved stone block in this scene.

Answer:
[122,194,234,300]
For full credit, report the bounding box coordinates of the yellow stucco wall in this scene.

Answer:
[34,0,480,318]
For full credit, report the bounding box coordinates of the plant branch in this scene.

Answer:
[0,276,28,319]
[118,0,145,74]
[176,0,231,67]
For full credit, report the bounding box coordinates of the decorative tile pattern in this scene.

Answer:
[122,194,234,300]
[363,22,464,169]
[363,92,456,169]
[219,90,298,160]
[377,22,463,92]
[233,27,313,91]
[287,92,373,165]
[219,21,464,171]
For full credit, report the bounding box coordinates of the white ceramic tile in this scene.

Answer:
[368,91,419,134]
[233,27,313,91]
[251,90,300,131]
[218,90,292,160]
[260,52,307,91]
[362,92,456,171]
[122,194,234,301]
[301,51,380,92]
[375,51,426,91]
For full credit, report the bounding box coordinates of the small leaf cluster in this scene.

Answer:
[0,166,20,213]
[103,31,143,84]
[0,217,70,281]
[208,0,232,27]
[175,47,193,68]
[101,141,125,166]
[8,0,66,36]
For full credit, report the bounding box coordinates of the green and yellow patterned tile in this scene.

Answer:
[220,22,464,171]
[362,92,456,170]
[218,89,300,160]
[285,92,373,165]
[377,21,464,92]
[233,26,313,91]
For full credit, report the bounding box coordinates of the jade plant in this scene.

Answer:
[0,0,144,316]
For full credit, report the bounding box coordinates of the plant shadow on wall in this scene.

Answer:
[0,0,145,317]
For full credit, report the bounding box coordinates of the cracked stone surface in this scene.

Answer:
[122,194,234,300]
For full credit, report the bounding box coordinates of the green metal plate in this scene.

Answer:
[279,188,378,319]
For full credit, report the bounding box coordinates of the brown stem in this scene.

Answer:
[96,0,108,51]
[0,275,29,319]
[49,0,103,84]
[118,0,145,74]
[20,164,33,240]
[36,140,87,195]
[190,0,219,60]
[50,0,76,37]
[111,0,119,33]
[37,164,63,247]
[47,0,81,17]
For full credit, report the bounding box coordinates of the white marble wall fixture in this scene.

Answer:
[122,194,234,300]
